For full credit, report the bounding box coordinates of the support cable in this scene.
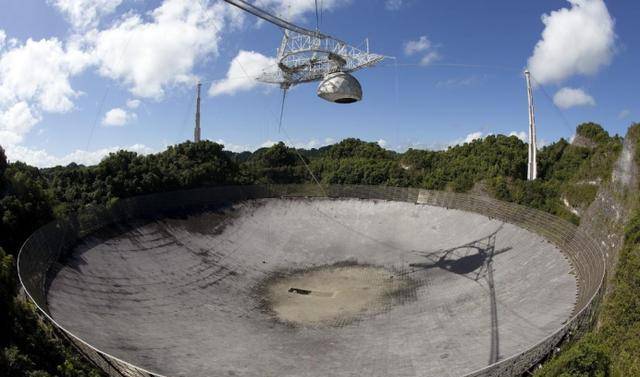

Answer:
[377,61,577,139]
[315,0,320,31]
[278,88,287,132]
[529,74,576,137]
[85,88,109,150]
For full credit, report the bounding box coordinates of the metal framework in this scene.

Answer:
[223,0,385,89]
[260,31,385,87]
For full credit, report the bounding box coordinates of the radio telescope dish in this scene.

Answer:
[223,0,386,103]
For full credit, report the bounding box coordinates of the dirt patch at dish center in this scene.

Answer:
[262,263,417,327]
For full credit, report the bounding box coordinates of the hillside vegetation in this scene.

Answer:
[535,124,640,377]
[0,122,632,376]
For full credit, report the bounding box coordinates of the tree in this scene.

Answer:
[257,142,299,168]
[576,123,610,144]
[0,247,15,348]
[326,138,391,160]
[0,145,7,178]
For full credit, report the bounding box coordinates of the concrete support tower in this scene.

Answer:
[525,70,537,181]
[194,82,202,143]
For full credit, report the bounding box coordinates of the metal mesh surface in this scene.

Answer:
[17,185,606,377]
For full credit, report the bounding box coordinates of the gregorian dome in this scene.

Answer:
[317,72,364,104]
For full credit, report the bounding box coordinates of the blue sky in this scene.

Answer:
[0,0,638,166]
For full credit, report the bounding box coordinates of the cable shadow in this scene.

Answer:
[402,224,512,365]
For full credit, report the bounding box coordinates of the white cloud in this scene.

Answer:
[508,131,527,142]
[377,139,388,148]
[253,0,350,22]
[400,130,539,152]
[290,139,322,149]
[252,138,337,151]
[404,36,431,56]
[404,35,441,66]
[215,139,252,153]
[267,138,338,150]
[102,107,135,126]
[461,131,483,144]
[0,30,6,50]
[5,143,154,167]
[443,131,483,148]
[209,50,277,96]
[90,0,231,99]
[618,109,631,119]
[260,140,277,149]
[385,0,403,11]
[0,102,41,145]
[527,0,615,85]
[0,37,92,114]
[50,0,123,30]
[417,132,485,150]
[126,99,141,109]
[0,34,94,147]
[420,51,441,66]
[401,132,483,151]
[553,87,596,109]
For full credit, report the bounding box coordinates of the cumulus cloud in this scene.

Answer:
[0,37,92,114]
[102,107,135,126]
[420,51,441,66]
[90,0,231,99]
[460,131,483,144]
[258,138,337,150]
[214,139,253,153]
[553,87,596,109]
[254,0,350,22]
[50,0,123,30]
[404,36,431,56]
[0,28,98,149]
[221,138,333,153]
[508,131,528,142]
[0,30,6,50]
[0,35,93,147]
[291,139,325,149]
[527,0,615,85]
[404,35,441,66]
[400,130,536,152]
[618,109,631,119]
[126,99,141,109]
[260,140,277,149]
[209,50,277,96]
[385,0,403,11]
[403,132,484,151]
[0,102,41,145]
[4,143,154,168]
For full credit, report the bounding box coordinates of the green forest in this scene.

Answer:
[1,122,638,376]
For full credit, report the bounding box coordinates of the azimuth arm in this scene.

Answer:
[223,0,331,39]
